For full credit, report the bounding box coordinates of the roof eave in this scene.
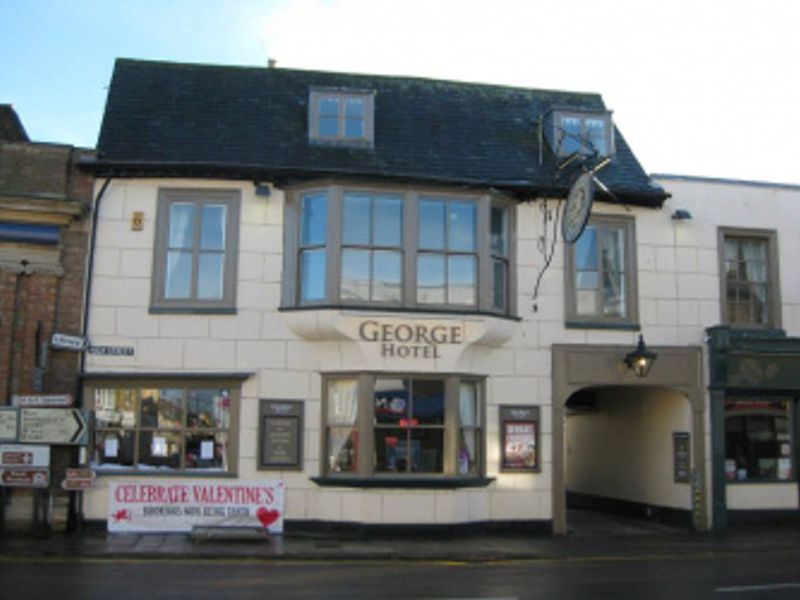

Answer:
[79,158,668,207]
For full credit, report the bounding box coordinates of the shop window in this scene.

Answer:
[564,214,637,327]
[308,89,374,146]
[324,375,483,478]
[725,399,793,482]
[286,186,515,316]
[151,189,240,313]
[91,384,238,473]
[719,228,780,328]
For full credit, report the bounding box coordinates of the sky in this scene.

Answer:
[1,0,799,185]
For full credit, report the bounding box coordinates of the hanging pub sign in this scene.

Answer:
[500,406,540,472]
[259,400,303,470]
[561,171,594,243]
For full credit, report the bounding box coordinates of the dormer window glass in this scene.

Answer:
[545,109,614,159]
[309,89,374,146]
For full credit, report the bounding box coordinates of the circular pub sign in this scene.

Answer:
[561,172,595,244]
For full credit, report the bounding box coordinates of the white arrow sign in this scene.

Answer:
[18,409,88,445]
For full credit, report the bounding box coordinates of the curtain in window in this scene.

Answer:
[328,379,359,471]
[459,382,478,473]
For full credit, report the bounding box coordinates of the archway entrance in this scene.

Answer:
[564,385,694,534]
[552,344,707,535]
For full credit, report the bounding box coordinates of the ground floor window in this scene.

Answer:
[90,382,238,473]
[725,398,793,481]
[325,375,483,478]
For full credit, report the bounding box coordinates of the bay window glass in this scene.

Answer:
[92,385,235,472]
[565,215,637,327]
[153,189,239,312]
[325,375,483,478]
[341,193,403,303]
[725,399,793,481]
[300,192,328,302]
[290,187,514,315]
[417,199,477,306]
[491,204,509,311]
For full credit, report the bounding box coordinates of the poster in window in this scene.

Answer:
[500,406,539,472]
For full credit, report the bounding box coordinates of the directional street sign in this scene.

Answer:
[12,394,74,408]
[0,468,49,487]
[18,409,89,445]
[51,333,87,351]
[62,478,93,491]
[62,467,95,491]
[0,444,50,467]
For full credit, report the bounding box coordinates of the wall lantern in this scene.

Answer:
[624,334,657,378]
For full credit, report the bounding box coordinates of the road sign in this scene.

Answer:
[12,394,74,408]
[62,478,93,491]
[0,467,49,487]
[51,333,87,351]
[0,408,17,441]
[0,444,50,467]
[66,468,94,480]
[18,409,89,445]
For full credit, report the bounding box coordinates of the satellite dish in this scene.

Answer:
[561,172,594,244]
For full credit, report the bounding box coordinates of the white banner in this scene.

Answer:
[108,480,285,533]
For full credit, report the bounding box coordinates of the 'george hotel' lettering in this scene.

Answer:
[358,320,464,359]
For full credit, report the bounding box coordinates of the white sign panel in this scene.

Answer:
[12,394,74,408]
[0,409,17,441]
[108,480,285,533]
[51,333,87,351]
[0,444,50,467]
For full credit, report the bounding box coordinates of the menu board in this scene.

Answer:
[500,406,540,472]
[259,400,303,470]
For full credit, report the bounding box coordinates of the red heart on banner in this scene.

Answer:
[256,507,280,528]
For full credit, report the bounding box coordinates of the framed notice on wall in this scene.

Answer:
[673,432,691,483]
[500,406,540,472]
[259,400,303,470]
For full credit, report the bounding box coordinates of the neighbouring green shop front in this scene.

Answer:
[708,327,800,529]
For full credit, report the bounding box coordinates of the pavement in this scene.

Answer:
[1,510,800,563]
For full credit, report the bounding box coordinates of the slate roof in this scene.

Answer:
[0,104,29,142]
[88,59,667,206]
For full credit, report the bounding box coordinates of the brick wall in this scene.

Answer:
[0,142,92,404]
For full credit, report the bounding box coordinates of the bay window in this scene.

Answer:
[283,185,515,316]
[323,375,484,481]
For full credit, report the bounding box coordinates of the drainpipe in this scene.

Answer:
[67,176,111,534]
[79,177,111,378]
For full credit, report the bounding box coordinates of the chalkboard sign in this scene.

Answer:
[259,400,303,470]
[499,406,540,472]
[673,432,691,483]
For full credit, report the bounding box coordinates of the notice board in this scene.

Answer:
[259,400,303,470]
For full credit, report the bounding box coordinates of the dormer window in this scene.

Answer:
[544,109,614,159]
[309,89,375,146]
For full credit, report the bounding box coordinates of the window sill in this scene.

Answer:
[93,468,238,478]
[311,476,495,489]
[565,321,640,331]
[149,306,237,315]
[725,478,796,485]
